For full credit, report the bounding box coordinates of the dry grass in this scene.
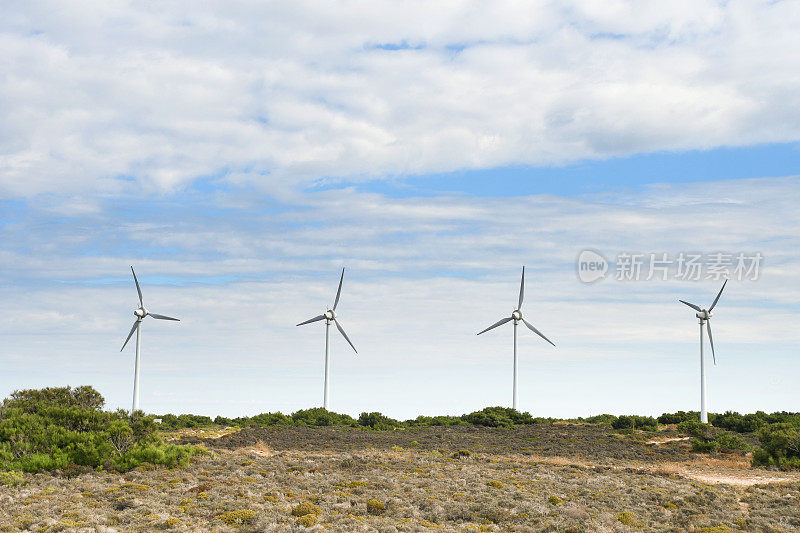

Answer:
[1,425,799,531]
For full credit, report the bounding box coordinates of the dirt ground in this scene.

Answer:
[1,425,799,532]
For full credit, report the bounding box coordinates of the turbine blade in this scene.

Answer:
[334,318,357,353]
[296,314,326,326]
[518,266,525,309]
[708,279,728,311]
[121,320,139,351]
[477,317,512,335]
[706,321,716,365]
[149,313,180,321]
[679,300,702,312]
[522,318,556,347]
[333,268,345,311]
[131,266,143,307]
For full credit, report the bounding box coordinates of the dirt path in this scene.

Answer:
[520,452,800,487]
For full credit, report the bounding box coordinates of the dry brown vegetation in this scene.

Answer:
[2,424,799,532]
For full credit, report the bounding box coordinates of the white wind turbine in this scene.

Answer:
[477,266,555,410]
[296,268,358,410]
[679,279,727,424]
[120,266,180,415]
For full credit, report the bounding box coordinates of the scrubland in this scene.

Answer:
[2,424,800,532]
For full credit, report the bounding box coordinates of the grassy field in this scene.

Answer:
[2,424,799,532]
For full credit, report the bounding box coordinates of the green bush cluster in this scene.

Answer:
[659,410,800,433]
[751,423,800,470]
[677,420,748,453]
[0,386,198,473]
[358,411,400,429]
[461,406,546,428]
[611,415,658,432]
[158,413,214,430]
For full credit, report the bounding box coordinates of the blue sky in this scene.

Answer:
[1,2,799,419]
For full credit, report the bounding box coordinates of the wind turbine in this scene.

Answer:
[120,266,180,415]
[679,279,727,424]
[296,267,357,410]
[477,266,555,410]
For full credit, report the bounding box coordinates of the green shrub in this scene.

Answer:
[366,498,385,514]
[408,415,466,426]
[658,411,699,425]
[616,511,642,527]
[297,514,317,527]
[752,423,800,469]
[612,415,657,432]
[678,420,711,439]
[290,408,357,427]
[358,412,400,429]
[0,470,25,486]
[0,386,199,473]
[461,407,537,428]
[584,414,618,426]
[215,509,256,526]
[291,502,322,517]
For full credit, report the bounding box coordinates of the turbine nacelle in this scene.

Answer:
[325,309,336,321]
[134,308,147,318]
[695,310,711,321]
[511,309,522,321]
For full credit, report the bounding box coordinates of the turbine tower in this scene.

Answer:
[477,266,555,410]
[297,267,358,410]
[120,266,180,415]
[679,279,727,424]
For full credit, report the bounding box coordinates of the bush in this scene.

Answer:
[658,411,699,425]
[0,386,199,473]
[366,498,385,515]
[0,470,25,486]
[680,421,748,454]
[290,408,357,427]
[358,412,400,430]
[612,415,657,432]
[291,502,322,517]
[215,509,256,526]
[584,414,618,426]
[408,415,466,427]
[752,423,800,469]
[461,407,538,428]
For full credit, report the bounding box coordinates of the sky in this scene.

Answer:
[1,1,798,420]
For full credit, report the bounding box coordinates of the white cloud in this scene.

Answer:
[2,1,800,196]
[0,176,797,417]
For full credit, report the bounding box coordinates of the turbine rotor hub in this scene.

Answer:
[134,308,147,318]
[325,309,335,320]
[512,310,522,321]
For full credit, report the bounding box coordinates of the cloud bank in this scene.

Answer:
[2,1,800,196]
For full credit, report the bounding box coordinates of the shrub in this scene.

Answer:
[366,499,385,515]
[408,415,466,426]
[358,412,400,429]
[291,408,357,427]
[548,495,563,505]
[461,407,537,428]
[752,423,800,469]
[584,414,618,426]
[616,511,642,527]
[612,415,657,432]
[291,502,322,517]
[215,509,256,526]
[658,411,699,425]
[0,470,25,486]
[297,514,317,527]
[0,386,199,473]
[678,420,712,439]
